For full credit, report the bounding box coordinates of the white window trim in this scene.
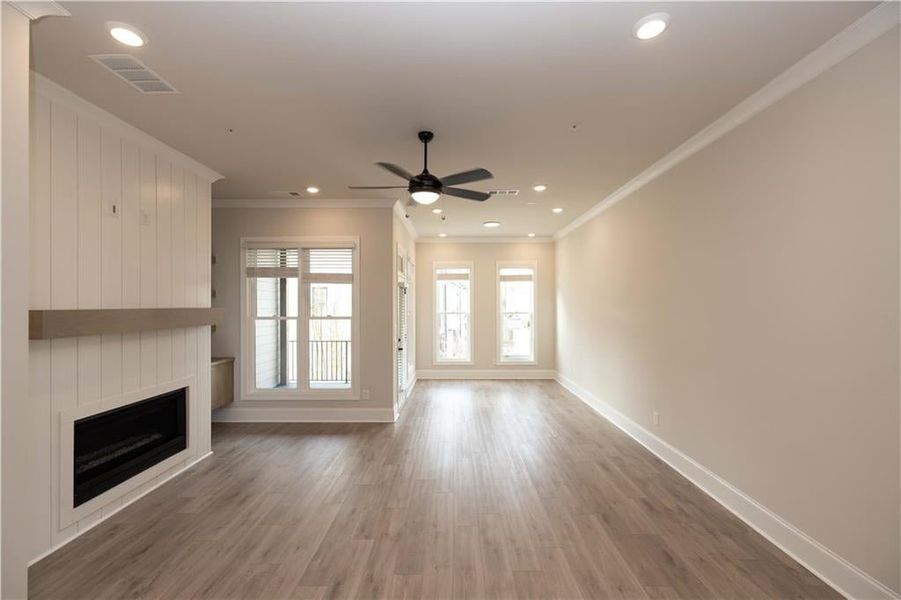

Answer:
[433,260,474,365]
[240,236,361,401]
[496,260,538,365]
[406,259,416,379]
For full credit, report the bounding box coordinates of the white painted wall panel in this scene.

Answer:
[184,172,198,307]
[100,130,122,309]
[140,149,157,308]
[122,141,141,308]
[28,77,217,567]
[156,158,172,308]
[50,104,77,309]
[76,118,101,310]
[49,338,77,545]
[172,165,186,307]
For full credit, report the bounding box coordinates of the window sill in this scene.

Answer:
[495,360,538,366]
[242,390,360,402]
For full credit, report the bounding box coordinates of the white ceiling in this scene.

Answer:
[32,2,875,237]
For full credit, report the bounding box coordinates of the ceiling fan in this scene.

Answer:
[349,131,493,204]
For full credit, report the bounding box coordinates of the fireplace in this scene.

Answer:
[73,387,187,507]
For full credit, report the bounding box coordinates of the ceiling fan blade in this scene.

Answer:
[376,162,415,181]
[444,187,491,202]
[347,186,408,189]
[440,168,493,187]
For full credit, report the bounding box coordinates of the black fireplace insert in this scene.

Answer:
[73,387,187,507]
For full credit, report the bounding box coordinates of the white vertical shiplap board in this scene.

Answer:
[140,149,157,308]
[76,117,101,310]
[156,156,174,382]
[49,338,78,545]
[140,331,158,389]
[172,165,186,307]
[50,103,77,310]
[184,172,197,308]
[185,326,198,457]
[157,328,173,384]
[197,327,211,455]
[199,179,211,308]
[122,332,141,394]
[77,336,102,408]
[29,79,219,562]
[122,141,141,308]
[100,334,123,404]
[29,341,52,556]
[100,129,124,406]
[100,129,122,310]
[156,157,172,308]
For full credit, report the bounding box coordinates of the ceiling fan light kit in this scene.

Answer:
[349,130,494,204]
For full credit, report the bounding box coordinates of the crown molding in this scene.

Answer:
[33,73,223,183]
[556,2,901,241]
[393,201,419,240]
[213,197,396,209]
[8,1,69,20]
[417,236,554,244]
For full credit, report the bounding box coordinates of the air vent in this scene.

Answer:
[489,189,520,196]
[90,54,178,94]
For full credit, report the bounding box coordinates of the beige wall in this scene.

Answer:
[556,29,900,593]
[416,241,555,374]
[211,207,395,419]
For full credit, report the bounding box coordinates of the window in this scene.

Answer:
[497,262,536,363]
[434,263,472,363]
[243,240,358,398]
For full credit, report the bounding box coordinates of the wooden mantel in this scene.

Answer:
[29,307,226,340]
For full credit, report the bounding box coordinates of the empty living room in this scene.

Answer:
[1,1,899,599]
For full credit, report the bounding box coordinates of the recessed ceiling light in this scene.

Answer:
[106,22,146,47]
[526,201,537,206]
[528,233,536,238]
[306,186,320,194]
[432,208,443,214]
[483,221,501,228]
[439,233,447,238]
[633,12,670,40]
[532,184,547,192]
[552,208,563,214]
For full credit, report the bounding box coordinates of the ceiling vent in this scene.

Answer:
[90,54,178,94]
[489,189,520,196]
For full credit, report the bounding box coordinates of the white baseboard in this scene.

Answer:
[417,368,556,380]
[553,372,899,600]
[212,405,396,423]
[28,451,213,568]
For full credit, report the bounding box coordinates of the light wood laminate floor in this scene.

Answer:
[30,380,840,599]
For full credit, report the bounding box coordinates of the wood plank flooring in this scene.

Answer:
[30,380,841,599]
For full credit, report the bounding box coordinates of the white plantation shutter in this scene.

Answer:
[245,245,355,282]
[436,267,470,282]
[303,248,354,283]
[245,248,299,278]
[499,266,533,283]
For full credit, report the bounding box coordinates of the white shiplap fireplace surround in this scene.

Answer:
[27,74,221,565]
